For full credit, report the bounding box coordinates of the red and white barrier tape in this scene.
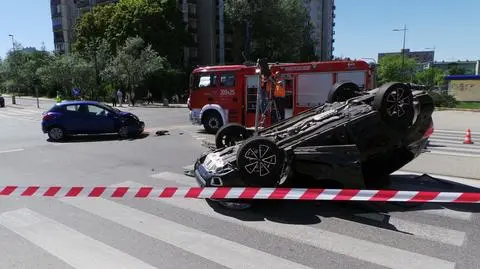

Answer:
[0,186,479,203]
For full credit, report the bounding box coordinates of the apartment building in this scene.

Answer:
[50,0,77,54]
[178,0,233,66]
[50,0,118,55]
[303,0,336,61]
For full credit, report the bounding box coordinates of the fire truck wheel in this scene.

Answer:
[373,82,414,130]
[327,81,360,103]
[236,137,285,187]
[215,123,250,148]
[202,110,224,134]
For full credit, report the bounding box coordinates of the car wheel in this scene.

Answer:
[48,126,65,142]
[236,137,285,187]
[118,126,130,139]
[202,111,223,134]
[327,81,361,103]
[373,82,414,130]
[215,123,250,148]
[206,199,253,211]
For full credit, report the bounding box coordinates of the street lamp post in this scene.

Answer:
[393,25,408,81]
[88,0,100,101]
[8,34,17,104]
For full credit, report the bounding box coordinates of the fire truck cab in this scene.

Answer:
[188,60,375,134]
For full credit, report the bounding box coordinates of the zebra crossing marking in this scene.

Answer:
[0,208,157,269]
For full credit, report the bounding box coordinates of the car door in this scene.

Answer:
[62,104,90,134]
[86,104,116,134]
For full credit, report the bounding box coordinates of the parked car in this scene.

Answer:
[41,101,145,141]
[0,95,5,107]
[193,81,435,209]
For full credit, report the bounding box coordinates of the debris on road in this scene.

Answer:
[155,130,170,136]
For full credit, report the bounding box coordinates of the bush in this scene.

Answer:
[427,90,457,108]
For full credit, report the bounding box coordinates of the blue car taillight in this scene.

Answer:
[42,112,56,121]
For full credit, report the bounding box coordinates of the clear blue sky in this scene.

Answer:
[1,0,479,62]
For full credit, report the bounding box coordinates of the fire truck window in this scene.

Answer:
[220,73,235,87]
[197,74,216,88]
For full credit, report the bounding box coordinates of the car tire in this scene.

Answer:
[118,126,130,139]
[48,126,65,142]
[202,111,223,134]
[236,136,285,187]
[327,81,361,103]
[373,82,415,130]
[206,198,254,211]
[215,123,250,148]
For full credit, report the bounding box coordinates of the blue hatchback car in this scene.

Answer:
[41,101,145,141]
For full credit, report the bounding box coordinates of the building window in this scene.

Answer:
[189,47,198,58]
[188,3,196,16]
[189,19,197,29]
[55,42,65,52]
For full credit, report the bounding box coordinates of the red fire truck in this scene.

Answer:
[187,60,376,134]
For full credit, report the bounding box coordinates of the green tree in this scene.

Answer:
[37,54,96,98]
[446,63,467,75]
[101,37,166,96]
[74,0,191,68]
[377,54,417,84]
[0,44,54,96]
[225,0,316,62]
[414,67,446,89]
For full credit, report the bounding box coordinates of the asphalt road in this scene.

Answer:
[0,97,479,269]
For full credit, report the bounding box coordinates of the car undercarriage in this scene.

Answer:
[193,81,435,209]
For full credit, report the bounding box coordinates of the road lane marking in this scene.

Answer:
[394,171,480,187]
[0,149,24,154]
[0,208,157,269]
[60,197,313,269]
[426,150,480,158]
[150,172,197,187]
[352,213,465,246]
[116,180,455,269]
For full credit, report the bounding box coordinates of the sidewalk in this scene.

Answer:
[1,94,188,108]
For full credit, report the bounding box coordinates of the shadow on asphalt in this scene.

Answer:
[46,132,150,143]
[205,173,480,232]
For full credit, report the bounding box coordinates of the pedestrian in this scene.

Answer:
[131,91,136,106]
[112,92,117,107]
[146,91,153,104]
[117,89,123,107]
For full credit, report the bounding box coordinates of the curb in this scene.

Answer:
[436,107,480,112]
[1,95,54,102]
[1,94,188,109]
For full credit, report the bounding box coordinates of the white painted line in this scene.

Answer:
[394,171,480,187]
[183,164,194,171]
[0,208,156,269]
[434,129,476,135]
[0,149,24,154]
[426,150,480,158]
[426,146,480,154]
[61,197,313,269]
[118,181,455,269]
[429,138,480,146]
[419,207,472,221]
[353,213,465,246]
[150,171,197,187]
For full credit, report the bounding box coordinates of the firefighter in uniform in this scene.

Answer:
[272,72,286,123]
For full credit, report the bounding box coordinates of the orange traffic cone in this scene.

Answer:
[463,129,474,144]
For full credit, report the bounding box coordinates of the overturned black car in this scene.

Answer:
[193,81,435,209]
